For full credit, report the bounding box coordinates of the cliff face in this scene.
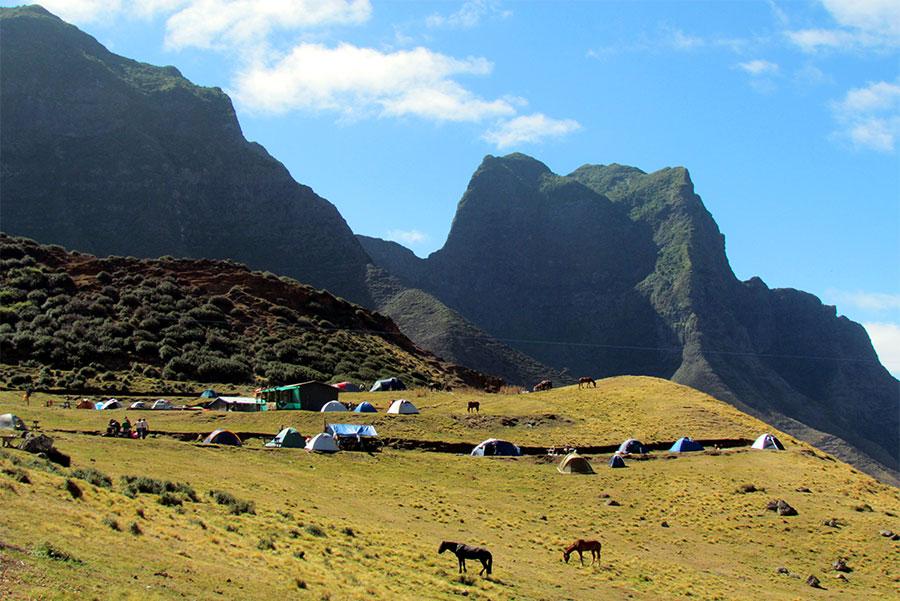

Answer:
[372,154,898,482]
[0,5,372,305]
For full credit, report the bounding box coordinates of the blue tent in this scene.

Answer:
[200,389,218,398]
[608,454,627,468]
[471,438,520,457]
[354,402,377,413]
[326,424,379,438]
[370,377,406,392]
[669,437,704,452]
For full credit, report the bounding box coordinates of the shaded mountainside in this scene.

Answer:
[362,260,564,386]
[0,234,498,391]
[0,5,372,305]
[367,154,899,483]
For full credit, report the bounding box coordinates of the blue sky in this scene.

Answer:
[8,1,900,374]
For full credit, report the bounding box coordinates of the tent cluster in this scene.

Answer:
[128,399,173,410]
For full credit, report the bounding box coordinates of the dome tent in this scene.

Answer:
[202,429,242,446]
[334,382,363,392]
[151,399,173,410]
[751,433,785,450]
[99,399,121,410]
[320,400,348,412]
[669,437,704,452]
[617,439,648,455]
[305,433,340,453]
[353,402,377,413]
[370,377,406,392]
[386,399,419,414]
[608,454,627,468]
[557,452,594,474]
[200,389,218,399]
[266,427,305,448]
[0,413,26,431]
[471,438,520,457]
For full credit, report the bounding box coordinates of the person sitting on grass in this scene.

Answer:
[121,416,132,438]
[106,419,120,437]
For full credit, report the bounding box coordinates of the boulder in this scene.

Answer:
[806,575,821,588]
[19,433,54,454]
[766,499,798,516]
[832,558,851,573]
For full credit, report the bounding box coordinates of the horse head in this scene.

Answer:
[563,549,571,563]
[438,541,453,554]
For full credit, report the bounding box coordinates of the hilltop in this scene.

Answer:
[1,380,898,600]
[0,234,496,391]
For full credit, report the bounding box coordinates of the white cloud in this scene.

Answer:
[232,43,518,122]
[864,322,900,376]
[828,290,900,312]
[831,80,900,151]
[737,60,780,75]
[482,113,581,149]
[387,229,428,245]
[426,0,511,30]
[163,0,372,50]
[35,0,125,24]
[787,0,900,51]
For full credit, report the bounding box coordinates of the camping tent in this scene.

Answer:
[305,433,340,453]
[669,437,704,452]
[265,427,305,448]
[326,424,379,438]
[202,429,242,446]
[386,399,419,414]
[557,452,594,474]
[151,399,173,410]
[334,382,363,392]
[76,399,94,409]
[320,400,348,412]
[99,399,122,410]
[129,401,149,410]
[608,454,627,468]
[353,401,377,413]
[0,413,26,431]
[751,433,785,450]
[370,377,406,392]
[471,438,520,457]
[200,389,218,398]
[617,439,648,454]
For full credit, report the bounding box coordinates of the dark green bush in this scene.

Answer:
[71,468,112,488]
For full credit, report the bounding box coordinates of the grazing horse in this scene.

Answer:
[438,541,492,575]
[563,539,602,566]
[467,401,480,413]
[578,377,596,389]
[533,379,553,392]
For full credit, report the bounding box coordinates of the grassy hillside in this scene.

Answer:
[1,379,897,600]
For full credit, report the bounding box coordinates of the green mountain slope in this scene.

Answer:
[0,5,372,305]
[370,154,899,483]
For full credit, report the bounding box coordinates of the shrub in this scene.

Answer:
[257,536,276,551]
[2,467,30,484]
[305,524,326,537]
[120,476,197,501]
[102,516,121,531]
[33,542,81,563]
[208,489,255,515]
[95,271,113,284]
[157,492,183,507]
[71,468,112,488]
[129,521,142,536]
[63,478,82,499]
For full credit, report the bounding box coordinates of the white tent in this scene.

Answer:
[387,399,419,414]
[129,401,149,410]
[0,413,26,430]
[99,399,122,410]
[320,400,348,412]
[151,399,173,410]
[751,433,785,450]
[305,433,340,453]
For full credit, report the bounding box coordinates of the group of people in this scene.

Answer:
[105,416,150,439]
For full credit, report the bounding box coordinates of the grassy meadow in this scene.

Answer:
[0,378,898,600]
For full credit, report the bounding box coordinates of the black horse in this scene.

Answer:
[438,541,492,575]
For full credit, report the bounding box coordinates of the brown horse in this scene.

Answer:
[439,541,492,575]
[467,401,480,413]
[533,379,553,392]
[563,539,602,566]
[578,377,596,389]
